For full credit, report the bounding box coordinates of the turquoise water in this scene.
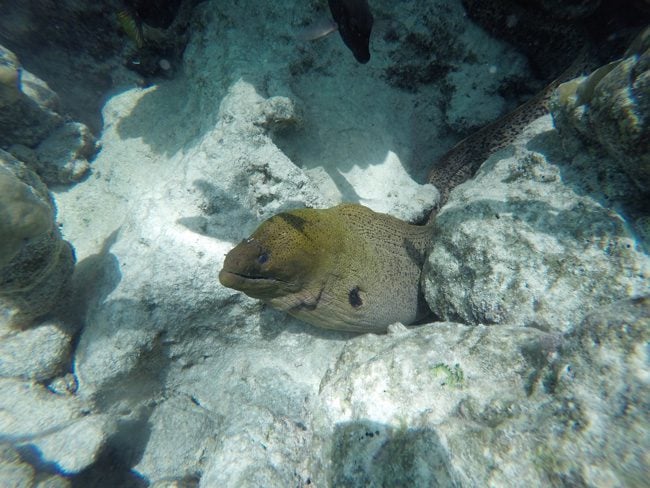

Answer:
[0,1,648,486]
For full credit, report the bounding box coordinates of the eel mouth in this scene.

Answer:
[219,268,299,300]
[218,269,288,292]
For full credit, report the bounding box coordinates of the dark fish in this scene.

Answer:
[117,8,144,49]
[328,0,373,63]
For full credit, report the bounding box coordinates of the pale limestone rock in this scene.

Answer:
[0,379,115,474]
[0,322,72,381]
[423,116,649,333]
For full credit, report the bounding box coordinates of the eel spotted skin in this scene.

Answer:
[220,204,432,333]
[427,49,594,210]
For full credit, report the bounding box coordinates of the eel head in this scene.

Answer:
[219,208,339,302]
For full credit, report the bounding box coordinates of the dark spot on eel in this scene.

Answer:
[349,286,363,307]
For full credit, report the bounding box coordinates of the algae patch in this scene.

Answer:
[431,363,465,388]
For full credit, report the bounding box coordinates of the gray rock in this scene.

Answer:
[317,322,550,487]
[0,321,72,381]
[35,121,97,184]
[150,479,199,488]
[0,151,52,268]
[531,296,650,486]
[34,414,115,474]
[0,443,34,488]
[551,28,650,192]
[199,405,313,488]
[422,116,649,333]
[313,298,649,487]
[0,43,100,183]
[0,45,21,107]
[0,48,62,147]
[134,396,217,483]
[0,378,115,474]
[35,474,72,488]
[0,443,71,487]
[6,143,39,169]
[20,70,61,112]
[254,96,301,132]
[0,150,75,329]
[47,373,78,396]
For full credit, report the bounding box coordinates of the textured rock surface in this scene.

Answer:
[0,45,20,107]
[0,48,61,147]
[423,115,649,333]
[0,443,71,488]
[0,379,115,474]
[0,152,52,267]
[0,321,72,381]
[551,29,650,192]
[34,121,97,184]
[0,444,35,488]
[0,44,98,184]
[317,322,550,486]
[134,396,217,482]
[539,296,649,487]
[0,150,75,329]
[316,297,649,487]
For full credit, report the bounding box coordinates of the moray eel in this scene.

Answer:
[220,47,600,333]
[219,205,431,333]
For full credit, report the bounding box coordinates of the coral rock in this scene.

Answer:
[0,45,20,107]
[0,378,115,475]
[0,321,72,381]
[0,443,71,488]
[551,30,650,192]
[422,116,649,332]
[0,150,75,329]
[35,121,97,184]
[0,47,62,147]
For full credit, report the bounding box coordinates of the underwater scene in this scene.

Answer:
[0,0,649,486]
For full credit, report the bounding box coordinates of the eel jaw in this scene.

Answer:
[219,269,278,287]
[218,268,293,300]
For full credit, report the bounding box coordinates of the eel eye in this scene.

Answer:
[257,253,269,265]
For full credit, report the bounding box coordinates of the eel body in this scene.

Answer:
[428,49,593,209]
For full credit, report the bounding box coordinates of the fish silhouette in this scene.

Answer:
[328,0,374,63]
